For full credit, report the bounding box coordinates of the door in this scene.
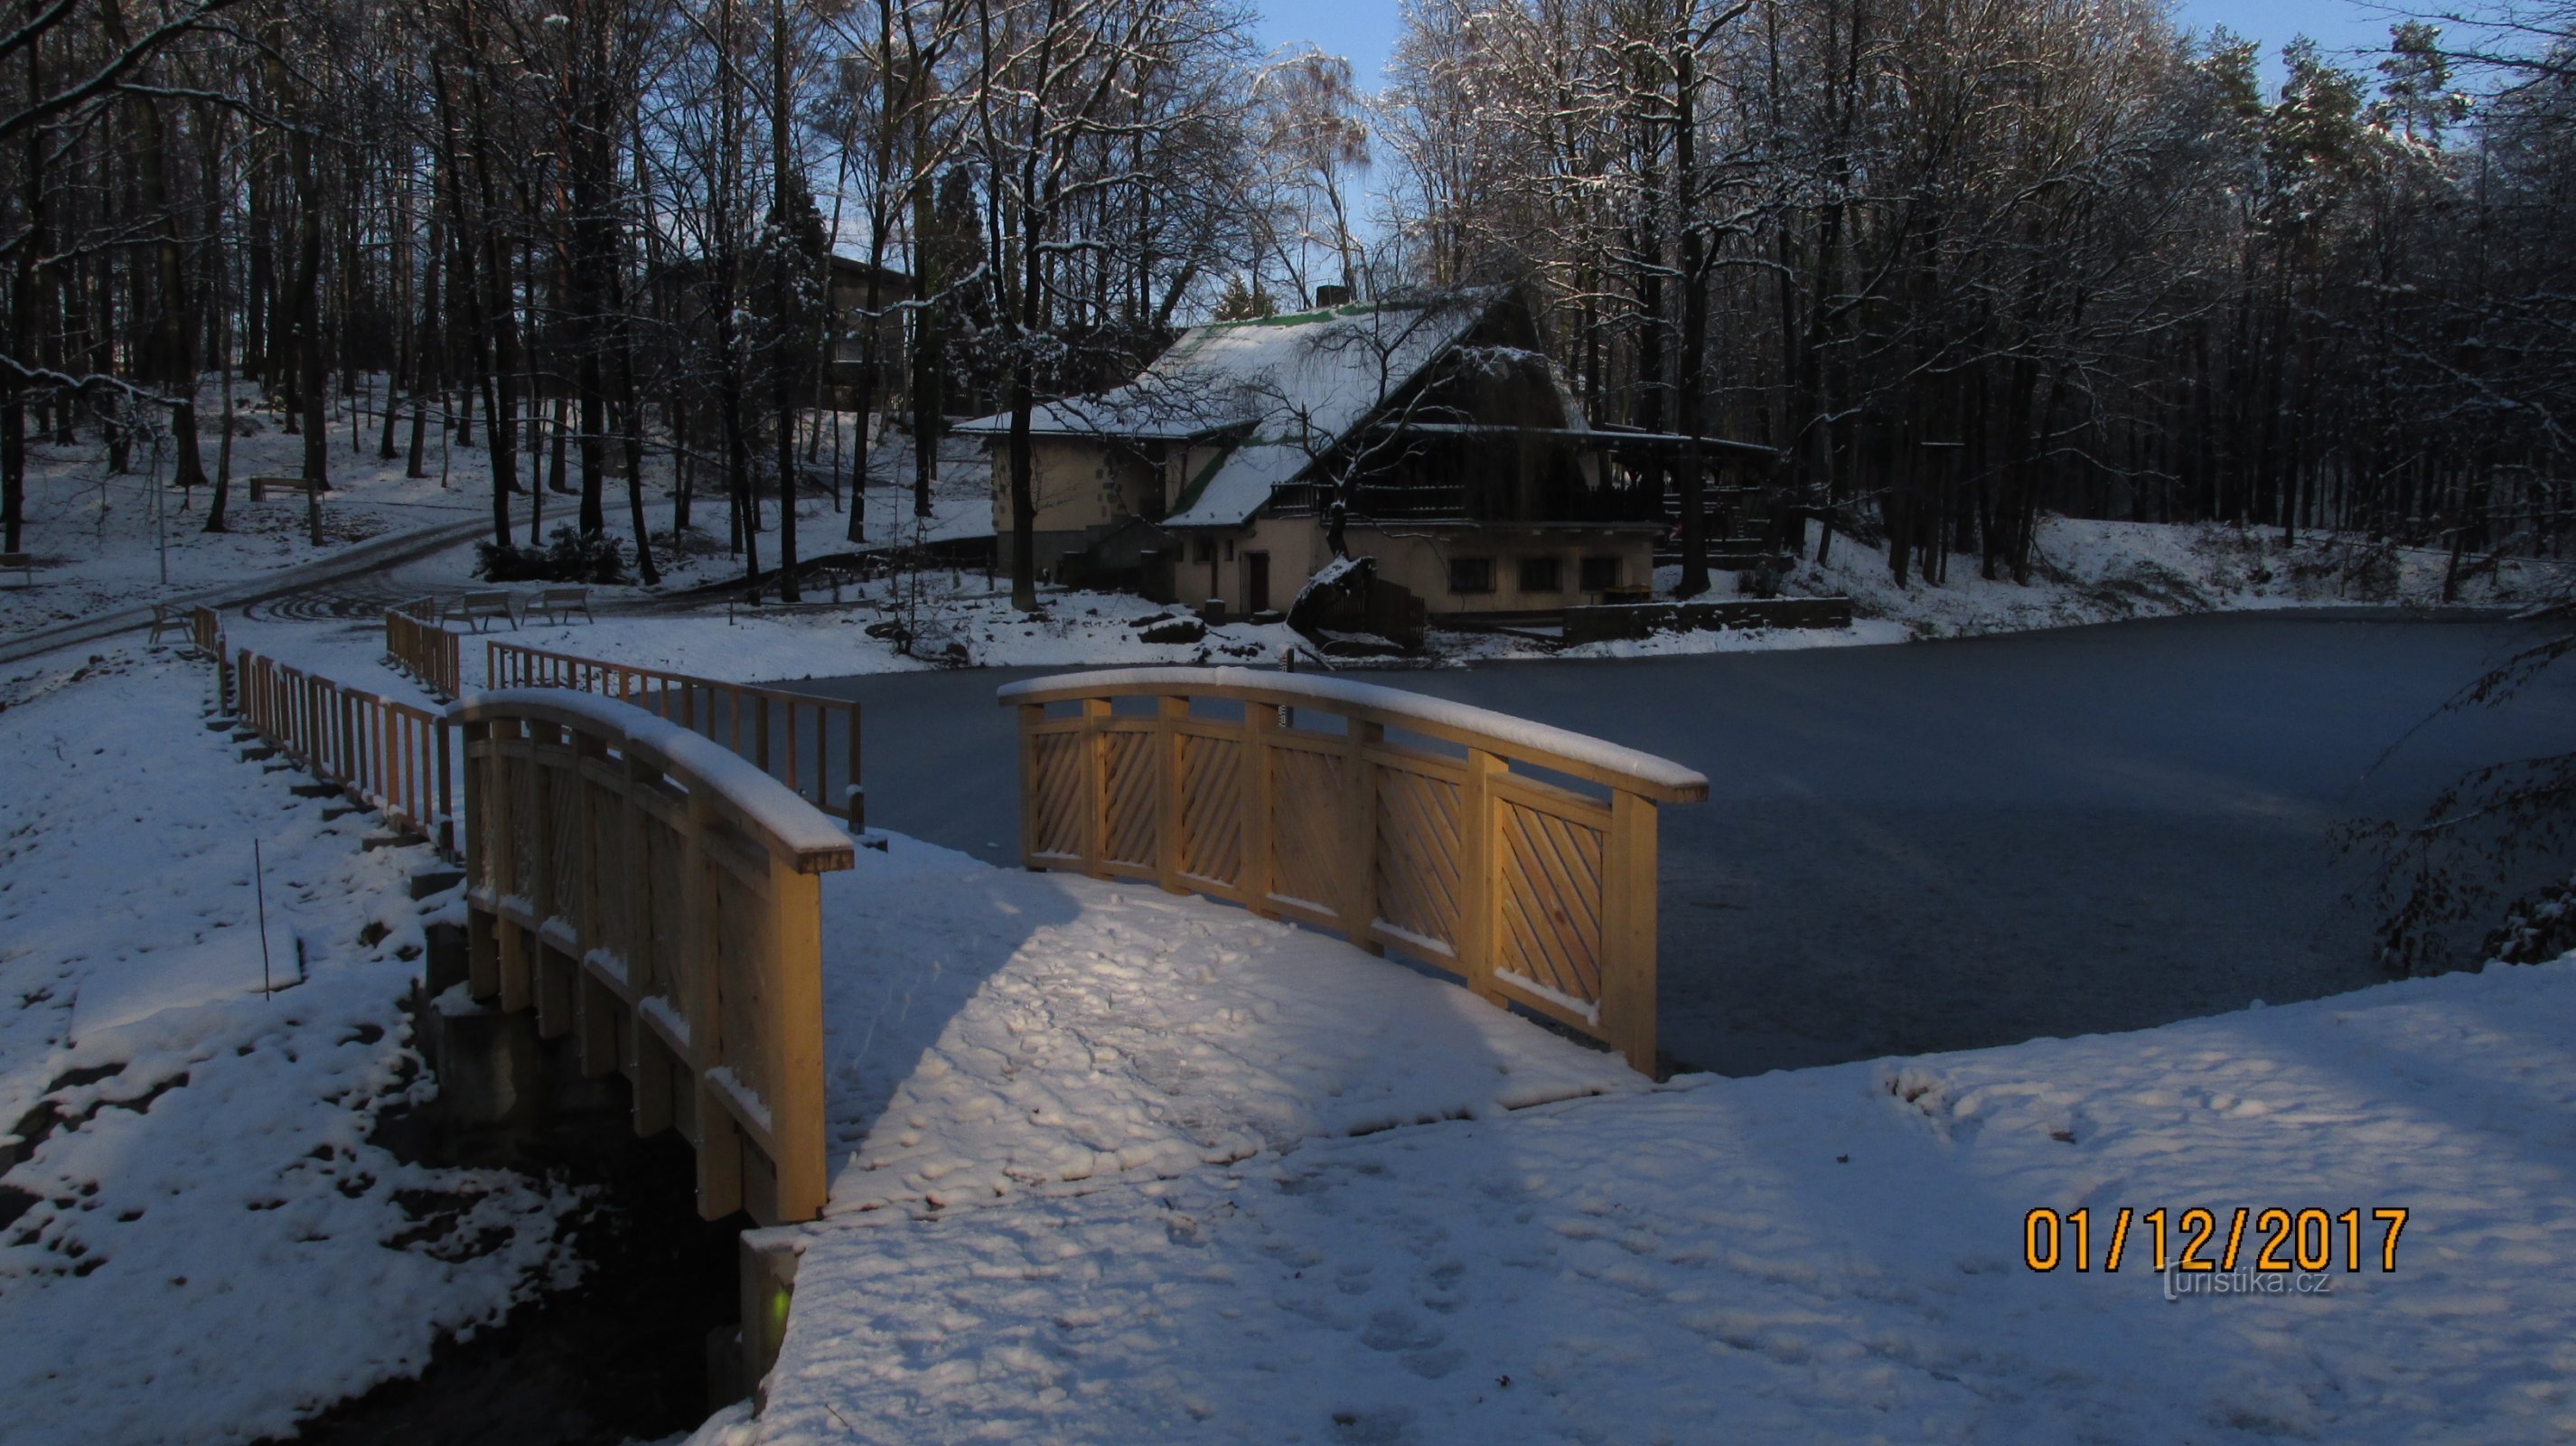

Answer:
[1244,551,1270,615]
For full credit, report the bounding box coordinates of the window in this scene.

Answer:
[1580,556,1622,591]
[1223,540,1237,562]
[1194,539,1213,564]
[1518,556,1562,594]
[1449,557,1495,594]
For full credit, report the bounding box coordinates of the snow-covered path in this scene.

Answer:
[812,836,1643,1216]
[754,957,2576,1445]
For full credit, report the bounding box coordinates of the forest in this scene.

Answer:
[0,0,2567,605]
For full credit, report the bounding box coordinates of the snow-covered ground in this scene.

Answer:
[741,953,2576,1445]
[0,381,994,643]
[0,647,581,1446]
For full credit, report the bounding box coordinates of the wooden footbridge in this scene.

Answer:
[181,608,1706,1231]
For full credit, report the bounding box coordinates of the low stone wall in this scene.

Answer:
[1563,596,1857,644]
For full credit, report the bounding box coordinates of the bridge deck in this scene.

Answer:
[812,832,1642,1219]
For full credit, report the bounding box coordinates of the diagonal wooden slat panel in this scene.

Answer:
[1375,767,1462,950]
[1180,735,1242,885]
[1101,732,1157,866]
[1498,801,1605,1005]
[1029,734,1086,858]
[1269,748,1344,914]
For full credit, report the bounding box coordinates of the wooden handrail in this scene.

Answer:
[383,597,464,698]
[233,647,455,858]
[486,639,863,826]
[450,688,854,1225]
[998,667,1710,803]
[999,667,1705,1074]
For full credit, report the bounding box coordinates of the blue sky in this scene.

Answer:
[1252,0,2412,91]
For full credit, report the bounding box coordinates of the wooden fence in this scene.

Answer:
[486,640,862,826]
[454,689,854,1225]
[998,667,1707,1074]
[383,597,464,698]
[189,606,229,713]
[234,647,456,856]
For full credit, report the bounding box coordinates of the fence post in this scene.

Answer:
[1156,696,1185,893]
[1241,702,1277,917]
[768,856,827,1222]
[679,789,744,1221]
[1080,697,1110,877]
[1459,748,1503,1004]
[1344,720,1382,953]
[464,718,501,998]
[1599,788,1660,1076]
[624,750,675,1139]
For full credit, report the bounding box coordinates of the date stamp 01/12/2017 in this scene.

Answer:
[2021,1207,2411,1290]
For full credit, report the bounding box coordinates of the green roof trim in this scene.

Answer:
[1165,440,1240,516]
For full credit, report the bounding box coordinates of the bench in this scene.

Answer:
[452,590,521,632]
[147,602,192,643]
[0,550,35,587]
[529,586,594,626]
[247,475,324,502]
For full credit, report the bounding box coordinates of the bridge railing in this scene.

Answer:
[486,639,861,826]
[383,597,463,698]
[234,647,455,856]
[998,667,1708,1075]
[452,689,854,1225]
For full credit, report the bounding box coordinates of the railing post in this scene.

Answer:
[499,720,535,1011]
[755,693,772,775]
[436,717,455,859]
[1155,696,1186,893]
[1241,700,1277,917]
[768,856,827,1222]
[1600,788,1660,1076]
[1080,697,1110,877]
[465,718,501,998]
[624,750,674,1139]
[1459,747,1503,1004]
[679,789,743,1221]
[1344,719,1383,953]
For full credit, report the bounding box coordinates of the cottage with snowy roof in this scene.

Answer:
[959,290,1708,621]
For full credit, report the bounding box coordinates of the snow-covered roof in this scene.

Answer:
[956,296,1493,527]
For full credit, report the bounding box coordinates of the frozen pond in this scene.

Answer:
[790,610,2576,1075]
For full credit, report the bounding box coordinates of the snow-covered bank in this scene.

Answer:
[1786,516,2559,641]
[0,649,580,1446]
[754,954,2576,1445]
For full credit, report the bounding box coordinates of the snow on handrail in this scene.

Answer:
[450,687,854,869]
[998,665,1710,802]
